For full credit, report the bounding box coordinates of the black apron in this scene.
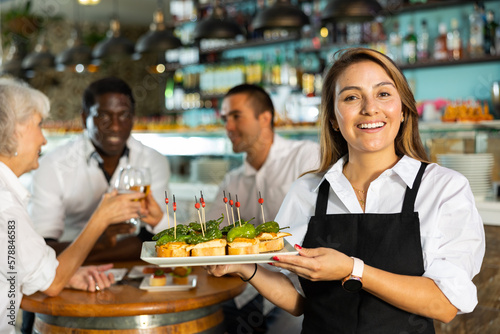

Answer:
[299,162,435,334]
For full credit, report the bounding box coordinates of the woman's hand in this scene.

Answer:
[65,264,116,292]
[93,189,146,226]
[140,192,164,227]
[204,263,253,279]
[271,245,353,282]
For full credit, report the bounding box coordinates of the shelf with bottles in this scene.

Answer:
[394,0,499,13]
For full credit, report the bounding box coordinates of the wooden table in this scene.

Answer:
[21,262,246,333]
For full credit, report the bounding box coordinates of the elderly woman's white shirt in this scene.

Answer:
[0,162,58,333]
[276,155,485,314]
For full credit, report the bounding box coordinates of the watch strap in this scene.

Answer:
[351,257,364,278]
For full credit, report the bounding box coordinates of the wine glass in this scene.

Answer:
[114,166,152,236]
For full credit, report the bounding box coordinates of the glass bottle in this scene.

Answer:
[417,19,430,61]
[469,1,485,58]
[433,23,448,61]
[388,21,403,64]
[447,18,463,60]
[484,10,499,55]
[403,23,417,64]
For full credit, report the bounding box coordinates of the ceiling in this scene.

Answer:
[1,0,165,27]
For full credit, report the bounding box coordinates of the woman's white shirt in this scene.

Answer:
[0,162,58,332]
[276,155,485,314]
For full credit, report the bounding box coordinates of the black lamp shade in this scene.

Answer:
[252,1,310,31]
[322,0,382,22]
[92,35,135,60]
[0,42,26,76]
[21,51,55,70]
[194,16,245,40]
[135,30,182,54]
[56,44,92,66]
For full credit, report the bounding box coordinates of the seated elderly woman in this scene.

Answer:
[0,78,147,332]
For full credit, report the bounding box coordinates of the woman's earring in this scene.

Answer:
[14,151,18,157]
[401,117,404,123]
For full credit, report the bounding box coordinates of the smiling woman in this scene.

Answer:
[0,79,50,178]
[0,78,146,333]
[204,48,485,334]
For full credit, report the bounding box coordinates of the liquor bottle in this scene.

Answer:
[271,49,282,85]
[402,24,417,64]
[388,21,402,64]
[433,23,448,61]
[469,1,485,58]
[417,19,430,61]
[447,18,463,60]
[484,10,499,55]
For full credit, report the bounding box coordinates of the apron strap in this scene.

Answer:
[402,162,429,213]
[315,179,330,216]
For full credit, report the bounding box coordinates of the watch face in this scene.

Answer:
[343,277,362,293]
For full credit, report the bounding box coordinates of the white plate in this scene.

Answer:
[128,265,165,279]
[139,275,197,291]
[104,268,128,282]
[140,240,299,267]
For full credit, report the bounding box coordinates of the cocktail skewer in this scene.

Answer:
[195,196,205,237]
[258,191,265,224]
[173,194,177,239]
[164,191,170,229]
[200,191,206,230]
[235,194,242,227]
[229,193,236,226]
[223,191,230,226]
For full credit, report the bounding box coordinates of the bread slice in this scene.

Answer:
[156,242,189,257]
[187,239,227,256]
[256,232,292,253]
[149,275,167,286]
[227,238,260,255]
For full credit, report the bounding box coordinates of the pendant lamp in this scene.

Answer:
[194,5,245,40]
[1,42,26,77]
[252,0,309,32]
[92,0,134,62]
[21,33,55,71]
[322,0,382,23]
[56,1,92,71]
[56,28,92,71]
[135,3,182,56]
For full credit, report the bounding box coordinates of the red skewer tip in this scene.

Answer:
[258,198,264,204]
[195,203,200,209]
[235,202,240,208]
[229,200,234,206]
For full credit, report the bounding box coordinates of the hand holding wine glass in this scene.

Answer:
[114,166,152,235]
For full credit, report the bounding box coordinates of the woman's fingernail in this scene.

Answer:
[295,244,302,250]
[272,256,279,261]
[268,263,274,266]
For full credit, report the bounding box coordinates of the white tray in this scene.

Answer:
[139,275,197,291]
[140,240,298,267]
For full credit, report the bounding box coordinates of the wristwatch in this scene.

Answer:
[342,257,364,293]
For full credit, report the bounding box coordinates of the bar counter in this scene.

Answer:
[21,262,246,333]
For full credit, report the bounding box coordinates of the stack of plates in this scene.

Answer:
[437,153,494,200]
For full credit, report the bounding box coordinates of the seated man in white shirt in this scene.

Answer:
[206,84,320,333]
[29,77,170,262]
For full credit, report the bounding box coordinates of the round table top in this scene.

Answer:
[21,261,247,318]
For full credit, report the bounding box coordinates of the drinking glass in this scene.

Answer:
[114,166,152,236]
